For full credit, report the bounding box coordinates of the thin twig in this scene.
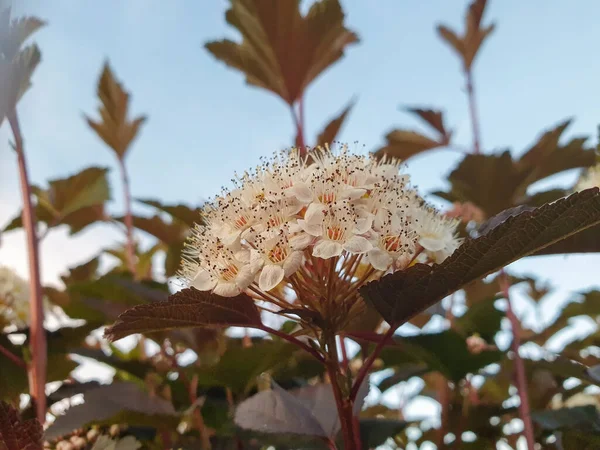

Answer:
[0,342,27,369]
[350,325,396,401]
[117,158,136,274]
[500,270,535,450]
[262,325,324,362]
[465,69,482,154]
[9,112,47,423]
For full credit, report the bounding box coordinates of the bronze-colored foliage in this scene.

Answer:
[204,0,358,104]
[3,167,110,235]
[104,287,262,341]
[375,107,452,161]
[85,62,147,160]
[360,188,600,326]
[437,0,495,71]
[316,99,355,147]
[0,401,43,450]
[0,8,44,126]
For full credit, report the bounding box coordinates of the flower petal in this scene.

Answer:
[343,235,373,254]
[367,248,393,271]
[283,251,303,276]
[419,236,447,252]
[259,264,285,291]
[286,181,313,204]
[249,250,265,273]
[304,203,325,224]
[297,219,322,237]
[213,281,241,297]
[289,232,312,250]
[236,264,256,289]
[192,268,217,291]
[313,240,343,259]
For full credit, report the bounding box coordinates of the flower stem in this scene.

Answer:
[291,97,306,155]
[0,342,27,370]
[465,69,482,154]
[117,158,136,275]
[9,112,47,423]
[350,325,396,401]
[500,270,535,450]
[261,325,324,363]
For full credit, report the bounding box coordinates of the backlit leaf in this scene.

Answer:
[3,167,110,235]
[437,0,494,71]
[136,198,203,227]
[85,62,147,160]
[44,382,178,440]
[205,0,358,104]
[360,189,600,326]
[375,130,446,161]
[0,401,43,450]
[316,98,355,147]
[104,287,262,341]
[404,107,452,140]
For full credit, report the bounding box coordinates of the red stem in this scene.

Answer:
[465,69,482,154]
[0,342,27,370]
[500,270,535,450]
[291,97,306,156]
[339,334,349,372]
[350,325,396,401]
[117,158,136,274]
[9,112,47,423]
[261,325,324,363]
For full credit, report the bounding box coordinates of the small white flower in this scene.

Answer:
[412,206,460,254]
[300,200,373,259]
[367,211,418,271]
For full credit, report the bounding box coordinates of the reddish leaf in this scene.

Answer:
[116,214,186,245]
[3,167,110,235]
[360,188,600,326]
[404,107,451,141]
[84,62,147,159]
[437,0,494,71]
[316,98,355,147]
[0,402,43,450]
[104,287,262,341]
[136,198,203,227]
[205,0,358,104]
[375,130,446,161]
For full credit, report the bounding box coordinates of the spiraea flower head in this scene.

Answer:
[180,144,461,324]
[0,265,30,328]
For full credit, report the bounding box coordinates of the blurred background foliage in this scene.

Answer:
[1,0,600,449]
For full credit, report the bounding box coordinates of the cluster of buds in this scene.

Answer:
[181,145,461,324]
[575,163,600,192]
[45,424,127,450]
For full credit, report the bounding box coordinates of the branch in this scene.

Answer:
[350,325,396,401]
[500,270,535,449]
[9,111,47,423]
[117,158,136,275]
[0,342,27,370]
[465,69,482,154]
[261,325,324,363]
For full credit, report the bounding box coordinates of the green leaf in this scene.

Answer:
[379,330,502,382]
[360,189,600,327]
[117,215,186,245]
[104,287,263,342]
[0,401,43,450]
[205,0,358,104]
[358,419,407,449]
[44,382,178,440]
[558,430,600,449]
[316,99,355,147]
[85,62,147,160]
[194,341,297,394]
[3,167,110,235]
[455,296,503,341]
[532,406,600,432]
[90,435,142,450]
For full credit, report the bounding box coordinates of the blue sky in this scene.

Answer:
[0,0,598,328]
[2,0,599,436]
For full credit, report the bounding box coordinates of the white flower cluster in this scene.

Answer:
[182,146,461,298]
[575,163,600,192]
[0,266,30,328]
